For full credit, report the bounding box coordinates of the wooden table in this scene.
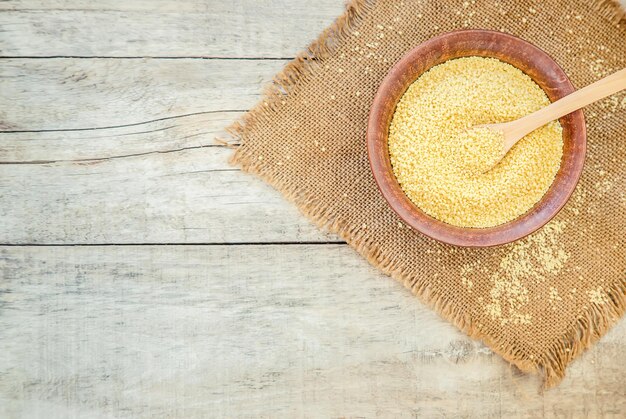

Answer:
[1,1,625,417]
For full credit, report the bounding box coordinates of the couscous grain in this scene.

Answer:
[455,127,505,175]
[388,57,563,228]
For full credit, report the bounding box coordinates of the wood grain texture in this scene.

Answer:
[1,111,244,161]
[0,58,286,131]
[0,146,333,244]
[0,58,335,244]
[0,0,344,58]
[1,245,625,418]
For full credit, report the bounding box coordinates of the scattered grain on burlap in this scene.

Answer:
[228,0,626,387]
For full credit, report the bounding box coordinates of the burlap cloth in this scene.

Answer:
[228,0,626,386]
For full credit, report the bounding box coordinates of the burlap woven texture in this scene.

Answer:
[229,0,626,387]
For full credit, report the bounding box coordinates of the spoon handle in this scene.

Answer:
[508,68,626,142]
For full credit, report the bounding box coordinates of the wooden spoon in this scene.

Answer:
[477,68,626,167]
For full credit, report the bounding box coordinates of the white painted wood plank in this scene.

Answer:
[0,58,334,244]
[0,111,244,162]
[0,58,286,131]
[0,146,333,244]
[1,245,625,418]
[0,0,344,58]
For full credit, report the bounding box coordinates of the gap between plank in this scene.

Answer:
[0,109,247,134]
[0,56,295,60]
[0,144,236,165]
[0,241,346,247]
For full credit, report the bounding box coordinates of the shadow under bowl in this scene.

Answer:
[367,29,586,247]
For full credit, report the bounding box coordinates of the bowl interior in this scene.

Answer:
[367,30,586,247]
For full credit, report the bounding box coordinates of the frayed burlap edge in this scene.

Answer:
[226,0,626,388]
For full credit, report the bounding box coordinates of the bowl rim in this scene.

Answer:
[366,29,586,247]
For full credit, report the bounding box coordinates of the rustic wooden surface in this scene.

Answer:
[1,1,625,417]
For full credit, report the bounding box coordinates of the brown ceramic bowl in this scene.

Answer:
[367,30,586,247]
